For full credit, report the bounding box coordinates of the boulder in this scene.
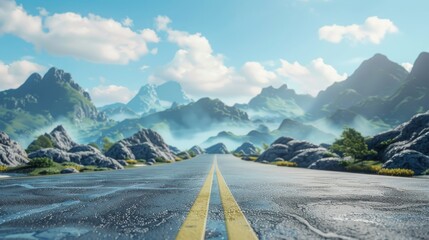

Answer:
[105,129,176,162]
[309,158,345,171]
[61,168,79,174]
[205,143,229,154]
[234,142,258,155]
[382,150,429,175]
[28,148,123,170]
[0,132,29,167]
[257,137,334,167]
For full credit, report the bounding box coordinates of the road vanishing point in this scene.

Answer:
[0,154,428,239]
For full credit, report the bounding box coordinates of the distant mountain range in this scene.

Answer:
[100,81,193,121]
[1,52,428,149]
[203,118,335,149]
[99,97,251,144]
[235,84,313,120]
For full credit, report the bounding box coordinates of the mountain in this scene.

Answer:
[98,103,139,121]
[100,98,250,143]
[353,52,429,124]
[310,54,408,117]
[273,119,336,144]
[236,84,313,120]
[126,81,192,114]
[312,109,391,137]
[203,118,334,149]
[0,67,106,141]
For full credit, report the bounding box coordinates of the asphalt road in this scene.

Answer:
[0,154,428,239]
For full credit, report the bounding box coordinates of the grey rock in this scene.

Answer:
[169,145,181,154]
[117,160,128,166]
[28,148,123,170]
[234,142,258,155]
[44,125,77,151]
[189,145,205,155]
[290,148,332,167]
[382,150,429,175]
[275,157,284,162]
[69,144,100,153]
[205,143,229,154]
[105,129,176,162]
[0,131,29,167]
[309,158,345,171]
[258,137,333,167]
[61,168,79,174]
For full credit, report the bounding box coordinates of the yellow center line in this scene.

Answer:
[215,159,259,240]
[176,160,215,240]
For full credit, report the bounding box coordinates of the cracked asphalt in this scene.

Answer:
[0,154,428,239]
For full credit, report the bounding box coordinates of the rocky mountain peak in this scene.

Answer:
[205,142,229,154]
[48,125,77,151]
[408,51,429,87]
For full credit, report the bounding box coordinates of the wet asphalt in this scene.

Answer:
[0,154,428,239]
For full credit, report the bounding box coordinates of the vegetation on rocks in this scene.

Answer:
[378,168,414,177]
[331,128,377,160]
[26,135,54,153]
[275,161,298,167]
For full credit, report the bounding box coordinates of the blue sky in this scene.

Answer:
[0,0,428,106]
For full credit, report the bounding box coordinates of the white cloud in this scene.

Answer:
[90,85,135,106]
[140,65,150,71]
[401,62,413,72]
[0,60,45,90]
[122,17,133,27]
[37,7,48,16]
[149,16,281,103]
[155,15,171,31]
[0,0,159,64]
[276,58,347,96]
[319,16,398,44]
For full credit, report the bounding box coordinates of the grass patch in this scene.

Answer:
[0,165,8,172]
[378,168,414,177]
[342,160,382,174]
[275,161,297,167]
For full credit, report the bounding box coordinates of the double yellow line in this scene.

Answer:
[176,158,258,240]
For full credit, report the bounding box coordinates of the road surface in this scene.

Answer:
[0,154,428,239]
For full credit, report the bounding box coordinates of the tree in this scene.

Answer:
[102,137,114,153]
[330,128,375,160]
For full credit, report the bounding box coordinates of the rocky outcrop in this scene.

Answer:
[257,137,335,167]
[105,129,176,162]
[368,111,429,174]
[189,145,204,155]
[28,147,123,169]
[382,150,429,175]
[0,132,29,166]
[309,158,345,171]
[234,142,258,155]
[205,143,229,154]
[48,125,78,151]
[169,145,181,154]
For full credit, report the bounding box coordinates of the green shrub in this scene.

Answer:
[275,161,297,167]
[378,168,414,177]
[26,135,53,153]
[344,160,382,173]
[330,128,376,160]
[0,165,7,172]
[28,158,54,168]
[126,159,138,165]
[102,137,114,153]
